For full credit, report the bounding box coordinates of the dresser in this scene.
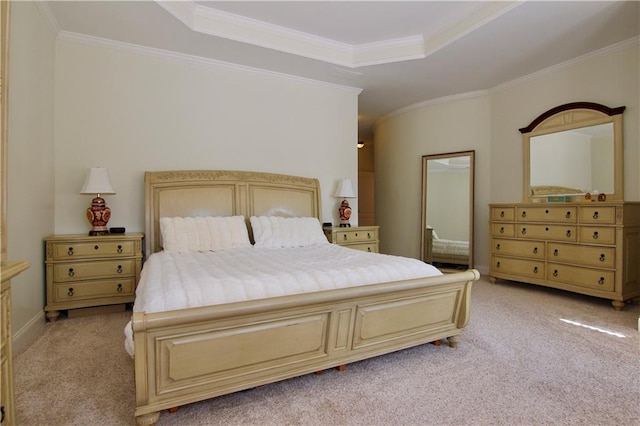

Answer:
[44,233,143,321]
[324,226,379,253]
[1,261,29,426]
[488,202,640,310]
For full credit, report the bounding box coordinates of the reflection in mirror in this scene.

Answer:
[420,151,474,270]
[521,102,625,202]
[530,123,614,195]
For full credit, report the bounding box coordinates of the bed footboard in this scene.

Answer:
[133,269,479,425]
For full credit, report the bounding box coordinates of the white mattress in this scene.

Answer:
[124,243,442,356]
[433,239,469,256]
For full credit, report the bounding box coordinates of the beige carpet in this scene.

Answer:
[14,276,640,425]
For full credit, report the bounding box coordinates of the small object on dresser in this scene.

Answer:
[110,227,126,234]
[598,193,607,202]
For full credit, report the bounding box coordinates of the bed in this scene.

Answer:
[130,170,480,425]
[424,227,470,266]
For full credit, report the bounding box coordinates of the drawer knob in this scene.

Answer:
[67,247,74,256]
[553,249,558,256]
[117,245,123,253]
[533,266,539,274]
[117,283,123,292]
[593,211,599,220]
[566,211,572,219]
[94,245,99,250]
[598,277,605,285]
[533,247,538,254]
[500,211,505,218]
[545,209,549,214]
[521,228,527,235]
[67,287,74,297]
[367,233,371,239]
[343,235,347,241]
[68,268,75,277]
[496,261,501,268]
[521,211,527,218]
[599,254,606,262]
[553,270,558,277]
[566,230,572,238]
[500,227,505,234]
[496,243,501,250]
[592,231,599,240]
[116,265,123,273]
[367,247,371,252]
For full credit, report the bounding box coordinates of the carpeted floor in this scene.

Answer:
[13,276,640,425]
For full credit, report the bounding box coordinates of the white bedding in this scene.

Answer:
[124,244,442,356]
[432,239,469,257]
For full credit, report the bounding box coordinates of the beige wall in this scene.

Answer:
[375,40,639,273]
[375,94,491,263]
[54,40,360,235]
[8,3,359,344]
[7,1,55,349]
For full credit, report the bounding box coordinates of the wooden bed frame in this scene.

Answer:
[132,170,480,425]
[424,227,470,266]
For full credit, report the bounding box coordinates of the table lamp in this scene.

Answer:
[334,178,356,227]
[80,167,115,236]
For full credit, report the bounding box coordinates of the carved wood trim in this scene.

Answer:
[519,102,625,134]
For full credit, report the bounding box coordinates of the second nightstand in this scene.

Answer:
[44,233,143,321]
[324,225,379,253]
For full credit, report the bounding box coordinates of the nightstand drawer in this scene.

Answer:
[52,259,136,282]
[333,229,377,243]
[49,240,137,260]
[345,242,379,253]
[53,278,135,302]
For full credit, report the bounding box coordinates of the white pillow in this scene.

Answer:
[160,216,251,252]
[250,216,328,248]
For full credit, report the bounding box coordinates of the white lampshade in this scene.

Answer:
[80,167,115,195]
[334,178,356,198]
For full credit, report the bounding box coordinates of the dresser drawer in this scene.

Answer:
[53,278,135,302]
[517,206,577,223]
[492,256,544,279]
[49,240,137,260]
[579,206,616,224]
[491,238,544,259]
[52,259,136,282]
[578,226,616,245]
[547,264,614,292]
[491,207,515,221]
[333,228,377,244]
[517,224,577,242]
[491,223,515,238]
[548,243,615,268]
[344,242,378,253]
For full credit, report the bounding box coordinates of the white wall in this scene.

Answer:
[375,40,639,273]
[54,40,360,234]
[7,1,56,350]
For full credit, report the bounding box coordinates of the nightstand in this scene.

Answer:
[324,226,379,253]
[44,233,143,321]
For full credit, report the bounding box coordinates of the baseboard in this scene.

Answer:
[13,311,46,356]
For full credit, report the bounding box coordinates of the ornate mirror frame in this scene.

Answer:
[420,150,474,270]
[520,102,625,203]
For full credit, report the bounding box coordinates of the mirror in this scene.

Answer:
[420,151,474,270]
[521,102,625,203]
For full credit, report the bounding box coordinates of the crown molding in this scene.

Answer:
[33,1,61,36]
[56,31,362,95]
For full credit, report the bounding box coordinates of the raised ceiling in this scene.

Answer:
[43,1,640,140]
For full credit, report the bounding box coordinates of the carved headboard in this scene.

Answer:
[144,170,322,256]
